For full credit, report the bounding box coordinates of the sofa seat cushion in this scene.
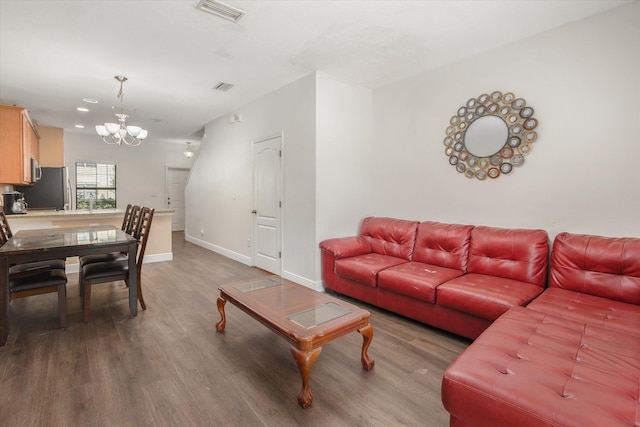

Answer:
[442,306,640,427]
[527,287,640,338]
[334,253,407,287]
[437,273,543,321]
[377,262,464,303]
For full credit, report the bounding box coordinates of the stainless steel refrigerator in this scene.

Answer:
[16,166,72,211]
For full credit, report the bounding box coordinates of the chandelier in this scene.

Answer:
[183,142,195,158]
[95,76,148,146]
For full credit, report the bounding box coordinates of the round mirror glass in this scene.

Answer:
[464,116,508,157]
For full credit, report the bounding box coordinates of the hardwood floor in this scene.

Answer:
[0,232,470,426]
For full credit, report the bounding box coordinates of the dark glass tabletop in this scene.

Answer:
[0,225,134,255]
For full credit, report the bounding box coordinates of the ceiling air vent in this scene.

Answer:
[214,82,234,92]
[195,0,245,23]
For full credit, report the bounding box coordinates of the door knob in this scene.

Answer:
[251,210,257,214]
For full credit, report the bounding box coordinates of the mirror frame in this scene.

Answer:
[443,91,538,180]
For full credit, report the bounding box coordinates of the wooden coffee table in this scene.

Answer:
[215,277,374,408]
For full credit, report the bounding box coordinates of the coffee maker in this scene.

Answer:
[2,191,27,215]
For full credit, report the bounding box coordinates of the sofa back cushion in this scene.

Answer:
[550,232,640,305]
[359,217,419,261]
[412,221,474,271]
[467,226,549,287]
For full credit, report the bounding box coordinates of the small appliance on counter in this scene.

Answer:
[2,191,27,215]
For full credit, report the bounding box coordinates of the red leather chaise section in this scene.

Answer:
[442,232,640,427]
[442,306,640,427]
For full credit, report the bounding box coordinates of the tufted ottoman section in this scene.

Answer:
[442,307,640,427]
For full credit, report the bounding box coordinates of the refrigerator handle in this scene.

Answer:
[66,177,73,211]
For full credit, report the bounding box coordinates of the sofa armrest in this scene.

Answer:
[320,237,372,259]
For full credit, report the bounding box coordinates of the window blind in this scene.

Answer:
[76,162,117,209]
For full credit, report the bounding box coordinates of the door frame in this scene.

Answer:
[251,133,284,274]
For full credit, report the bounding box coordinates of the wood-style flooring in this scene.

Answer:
[0,232,470,426]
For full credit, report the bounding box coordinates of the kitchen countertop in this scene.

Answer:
[7,208,173,219]
[3,208,175,268]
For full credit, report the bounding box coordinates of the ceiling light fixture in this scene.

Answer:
[95,76,148,146]
[195,0,245,23]
[183,142,195,158]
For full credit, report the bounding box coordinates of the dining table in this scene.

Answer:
[0,224,138,345]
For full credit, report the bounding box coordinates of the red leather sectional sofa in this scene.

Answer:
[321,218,640,426]
[442,232,640,427]
[320,217,550,339]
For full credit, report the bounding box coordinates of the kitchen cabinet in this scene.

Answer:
[0,104,40,185]
[36,126,64,167]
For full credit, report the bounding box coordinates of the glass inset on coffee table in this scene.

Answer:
[287,302,352,328]
[215,276,374,408]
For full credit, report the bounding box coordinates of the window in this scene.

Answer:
[76,162,116,209]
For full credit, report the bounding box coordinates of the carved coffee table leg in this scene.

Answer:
[290,346,322,408]
[358,323,375,370]
[215,297,227,332]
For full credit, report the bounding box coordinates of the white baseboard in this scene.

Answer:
[281,270,324,292]
[185,234,252,266]
[185,234,323,291]
[65,252,173,274]
[145,252,174,263]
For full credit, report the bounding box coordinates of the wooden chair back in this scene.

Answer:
[0,207,13,244]
[121,204,134,231]
[126,205,143,235]
[133,207,155,270]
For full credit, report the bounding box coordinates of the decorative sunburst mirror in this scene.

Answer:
[443,91,538,180]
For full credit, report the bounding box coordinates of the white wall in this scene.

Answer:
[316,76,373,279]
[369,2,640,239]
[185,3,640,290]
[185,73,318,286]
[186,73,373,288]
[64,132,195,210]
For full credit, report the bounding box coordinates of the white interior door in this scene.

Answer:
[167,168,190,231]
[252,136,282,275]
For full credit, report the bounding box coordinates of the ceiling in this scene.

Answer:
[0,0,630,145]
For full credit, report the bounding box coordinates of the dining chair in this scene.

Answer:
[80,207,154,323]
[0,207,68,329]
[8,267,68,329]
[79,204,140,268]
